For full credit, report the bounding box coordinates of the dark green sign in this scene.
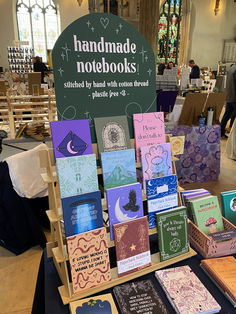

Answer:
[52,13,156,142]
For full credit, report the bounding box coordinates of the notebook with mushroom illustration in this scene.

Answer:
[189,195,224,235]
[50,120,92,159]
[67,227,111,294]
[106,183,144,241]
[113,216,151,277]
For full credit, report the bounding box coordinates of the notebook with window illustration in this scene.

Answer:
[94,115,131,153]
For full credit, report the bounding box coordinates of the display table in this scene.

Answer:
[32,246,236,314]
[167,125,221,184]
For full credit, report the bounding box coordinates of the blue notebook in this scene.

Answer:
[61,191,103,237]
[146,174,178,228]
[101,149,136,190]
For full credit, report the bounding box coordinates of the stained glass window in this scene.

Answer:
[17,0,60,62]
[157,0,182,64]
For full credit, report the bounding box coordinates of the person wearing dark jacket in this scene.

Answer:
[220,63,236,138]
[33,56,48,83]
[189,59,200,79]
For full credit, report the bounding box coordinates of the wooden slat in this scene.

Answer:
[57,248,197,304]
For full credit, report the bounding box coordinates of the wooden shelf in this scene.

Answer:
[57,247,197,305]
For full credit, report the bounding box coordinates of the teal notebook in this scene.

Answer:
[189,196,224,235]
[221,190,236,226]
[156,206,189,262]
[56,154,98,198]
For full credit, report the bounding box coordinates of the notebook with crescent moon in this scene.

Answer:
[50,119,93,158]
[106,183,144,241]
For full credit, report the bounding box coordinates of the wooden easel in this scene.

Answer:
[39,137,196,305]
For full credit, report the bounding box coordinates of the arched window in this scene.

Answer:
[157,0,182,64]
[16,0,60,62]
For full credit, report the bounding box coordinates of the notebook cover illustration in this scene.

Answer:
[67,227,111,294]
[201,256,236,304]
[156,207,189,262]
[220,190,236,225]
[113,216,151,277]
[107,183,143,241]
[141,143,172,184]
[69,293,118,314]
[190,196,224,235]
[94,115,131,153]
[170,136,185,155]
[113,279,169,314]
[147,174,178,228]
[61,191,103,237]
[101,149,136,190]
[155,266,221,314]
[50,120,92,158]
[56,154,98,198]
[133,112,165,162]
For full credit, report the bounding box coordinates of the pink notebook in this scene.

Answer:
[155,266,221,314]
[141,143,172,192]
[133,112,165,162]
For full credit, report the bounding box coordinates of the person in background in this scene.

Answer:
[220,63,236,138]
[189,59,200,79]
[33,56,48,83]
[158,61,166,75]
[167,61,174,69]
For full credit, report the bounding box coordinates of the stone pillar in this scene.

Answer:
[139,0,159,60]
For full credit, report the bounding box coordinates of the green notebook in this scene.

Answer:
[221,190,236,226]
[189,195,224,235]
[156,206,189,262]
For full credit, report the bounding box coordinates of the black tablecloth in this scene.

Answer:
[32,248,236,314]
[0,161,49,254]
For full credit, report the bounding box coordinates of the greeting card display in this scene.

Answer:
[67,227,111,294]
[94,115,131,153]
[56,154,98,198]
[133,112,165,162]
[69,293,118,314]
[101,149,136,190]
[113,280,169,314]
[50,120,92,158]
[61,191,103,237]
[106,183,143,240]
[147,174,178,228]
[113,216,151,277]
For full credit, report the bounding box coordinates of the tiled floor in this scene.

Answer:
[0,139,235,314]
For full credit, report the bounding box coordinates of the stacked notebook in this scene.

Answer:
[155,265,221,313]
[201,256,236,307]
[181,190,224,235]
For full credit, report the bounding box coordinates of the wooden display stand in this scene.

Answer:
[0,90,57,139]
[39,138,197,305]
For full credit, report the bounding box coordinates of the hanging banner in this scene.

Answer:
[52,13,156,141]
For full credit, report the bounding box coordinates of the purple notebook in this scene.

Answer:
[50,120,93,158]
[106,183,144,241]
